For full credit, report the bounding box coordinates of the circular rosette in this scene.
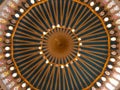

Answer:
[1,0,119,90]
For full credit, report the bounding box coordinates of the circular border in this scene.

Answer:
[9,0,111,89]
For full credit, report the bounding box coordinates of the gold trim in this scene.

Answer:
[10,0,111,90]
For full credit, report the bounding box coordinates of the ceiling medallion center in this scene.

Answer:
[39,25,81,66]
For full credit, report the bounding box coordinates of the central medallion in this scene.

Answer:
[43,27,76,58]
[40,26,80,66]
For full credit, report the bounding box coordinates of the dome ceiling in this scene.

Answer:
[0,0,120,90]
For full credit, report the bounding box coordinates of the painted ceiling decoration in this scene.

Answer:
[0,0,120,90]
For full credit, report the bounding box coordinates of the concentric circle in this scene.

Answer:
[9,0,111,89]
[1,0,119,90]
